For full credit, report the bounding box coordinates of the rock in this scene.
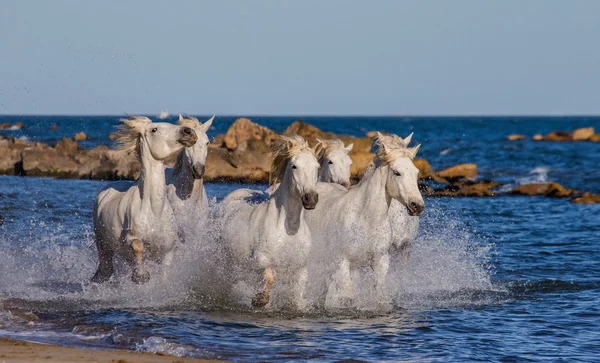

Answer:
[431,180,497,197]
[572,193,600,204]
[49,123,58,130]
[366,131,378,139]
[510,182,573,198]
[589,134,600,142]
[413,159,435,179]
[283,121,337,145]
[74,132,87,141]
[54,138,80,155]
[533,134,544,141]
[0,138,27,175]
[108,133,118,140]
[22,143,80,178]
[544,131,571,142]
[349,152,375,181]
[15,122,24,129]
[0,123,11,130]
[507,134,525,141]
[222,117,278,151]
[204,147,269,183]
[437,163,477,180]
[572,127,594,141]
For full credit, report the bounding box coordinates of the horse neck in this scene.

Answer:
[138,141,168,216]
[318,164,331,183]
[172,151,201,200]
[271,170,304,235]
[349,164,391,221]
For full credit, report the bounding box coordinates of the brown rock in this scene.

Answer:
[49,123,58,130]
[366,131,378,139]
[507,134,525,141]
[510,182,573,198]
[544,131,571,142]
[349,152,375,181]
[572,127,594,141]
[54,137,80,156]
[0,138,27,175]
[204,147,269,183]
[283,121,335,145]
[14,122,24,129]
[74,132,87,141]
[22,143,80,178]
[413,158,435,179]
[533,134,544,141]
[108,133,118,140]
[432,180,497,197]
[223,118,278,151]
[572,193,600,204]
[0,123,11,129]
[588,134,600,142]
[437,163,477,180]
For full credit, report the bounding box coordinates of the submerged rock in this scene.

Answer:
[572,193,600,204]
[507,134,525,141]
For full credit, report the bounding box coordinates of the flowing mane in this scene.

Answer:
[177,114,202,129]
[373,132,420,164]
[114,115,152,157]
[316,138,348,163]
[270,135,315,186]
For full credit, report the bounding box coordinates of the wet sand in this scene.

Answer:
[0,337,224,363]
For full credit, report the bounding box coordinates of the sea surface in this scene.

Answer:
[0,115,599,362]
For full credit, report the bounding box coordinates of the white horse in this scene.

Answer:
[166,114,214,242]
[305,132,424,309]
[92,116,198,284]
[315,138,353,189]
[217,135,319,308]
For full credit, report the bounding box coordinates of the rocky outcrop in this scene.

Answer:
[571,193,600,204]
[426,180,498,197]
[222,117,278,152]
[436,163,477,181]
[572,127,594,141]
[510,182,573,198]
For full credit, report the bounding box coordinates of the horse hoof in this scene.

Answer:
[251,292,270,307]
[132,269,150,284]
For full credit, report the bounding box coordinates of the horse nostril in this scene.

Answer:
[410,202,418,210]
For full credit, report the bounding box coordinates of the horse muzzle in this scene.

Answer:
[179,127,198,147]
[301,191,319,210]
[406,201,425,216]
[192,163,205,179]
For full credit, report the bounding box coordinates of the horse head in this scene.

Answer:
[315,138,353,188]
[116,115,198,161]
[271,135,320,210]
[375,132,425,216]
[177,114,214,179]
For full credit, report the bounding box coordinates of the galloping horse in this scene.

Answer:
[166,114,214,242]
[315,138,353,188]
[305,132,424,309]
[92,116,197,283]
[217,135,319,308]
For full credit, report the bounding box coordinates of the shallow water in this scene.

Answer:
[1,116,600,361]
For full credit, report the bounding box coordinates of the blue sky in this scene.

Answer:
[1,1,599,115]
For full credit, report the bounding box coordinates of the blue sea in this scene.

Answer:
[1,115,599,362]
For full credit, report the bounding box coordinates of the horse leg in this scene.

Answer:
[91,236,114,283]
[294,267,309,310]
[131,239,150,284]
[325,258,354,309]
[372,253,390,303]
[252,266,275,307]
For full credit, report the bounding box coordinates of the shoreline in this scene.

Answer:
[0,337,224,363]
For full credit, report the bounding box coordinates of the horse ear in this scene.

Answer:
[313,139,323,157]
[202,115,215,132]
[410,144,421,159]
[345,143,354,153]
[403,132,414,146]
[179,114,184,121]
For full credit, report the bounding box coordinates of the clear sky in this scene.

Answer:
[1,1,600,115]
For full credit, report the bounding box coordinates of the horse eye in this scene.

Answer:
[394,171,401,177]
[292,165,297,169]
[151,127,158,133]
[328,160,333,165]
